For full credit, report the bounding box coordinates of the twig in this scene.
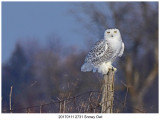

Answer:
[120,81,129,110]
[40,105,43,113]
[63,100,66,113]
[73,97,77,111]
[123,86,128,109]
[9,85,13,113]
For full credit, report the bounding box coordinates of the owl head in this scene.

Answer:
[104,28,121,40]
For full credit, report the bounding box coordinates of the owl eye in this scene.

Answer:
[107,32,110,34]
[114,31,117,33]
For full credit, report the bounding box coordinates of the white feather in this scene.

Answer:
[97,63,109,74]
[81,63,93,72]
[118,42,124,57]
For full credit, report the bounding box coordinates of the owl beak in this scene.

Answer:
[111,35,113,37]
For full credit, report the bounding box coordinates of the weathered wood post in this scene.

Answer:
[100,69,115,113]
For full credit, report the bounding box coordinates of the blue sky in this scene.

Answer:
[2,2,88,63]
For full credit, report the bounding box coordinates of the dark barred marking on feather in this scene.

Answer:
[84,40,115,67]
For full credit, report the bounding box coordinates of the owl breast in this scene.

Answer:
[106,38,122,63]
[109,38,122,51]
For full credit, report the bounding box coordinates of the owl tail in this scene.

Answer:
[81,63,93,72]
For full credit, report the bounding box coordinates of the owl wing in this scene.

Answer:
[85,40,107,64]
[118,42,124,57]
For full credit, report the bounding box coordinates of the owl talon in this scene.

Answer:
[107,71,109,75]
[113,67,117,72]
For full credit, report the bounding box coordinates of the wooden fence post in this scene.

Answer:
[100,69,115,113]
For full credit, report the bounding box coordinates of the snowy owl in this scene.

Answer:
[81,28,124,75]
